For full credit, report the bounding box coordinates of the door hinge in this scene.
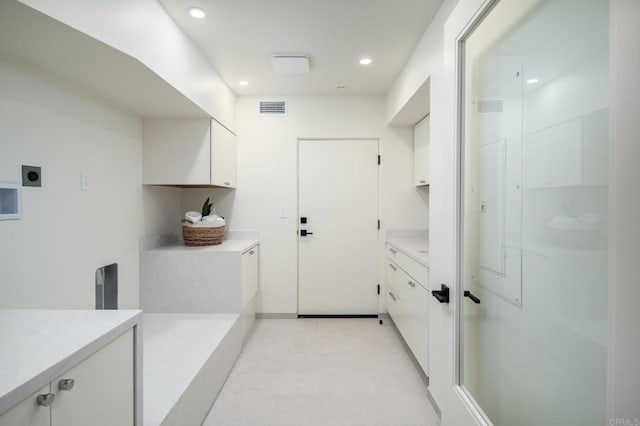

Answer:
[377,155,381,165]
[377,284,380,295]
[377,219,380,230]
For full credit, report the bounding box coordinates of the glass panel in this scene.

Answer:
[459,0,608,424]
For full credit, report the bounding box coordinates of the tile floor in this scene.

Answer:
[203,318,440,426]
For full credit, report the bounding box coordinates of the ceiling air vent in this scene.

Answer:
[259,100,287,115]
[476,99,503,113]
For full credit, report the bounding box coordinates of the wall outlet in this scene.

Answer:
[22,165,41,187]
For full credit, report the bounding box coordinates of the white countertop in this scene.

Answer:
[0,309,142,414]
[387,237,429,266]
[143,239,258,254]
[143,313,238,425]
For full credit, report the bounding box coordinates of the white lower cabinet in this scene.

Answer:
[0,385,50,426]
[0,329,134,426]
[240,245,259,340]
[385,244,429,376]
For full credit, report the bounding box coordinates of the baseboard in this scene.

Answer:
[255,313,298,319]
[297,314,379,319]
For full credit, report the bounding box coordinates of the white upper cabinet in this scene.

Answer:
[210,119,238,188]
[414,114,430,186]
[143,118,237,188]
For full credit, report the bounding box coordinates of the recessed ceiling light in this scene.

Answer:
[188,7,206,19]
[359,57,372,66]
[526,78,539,84]
[238,81,249,86]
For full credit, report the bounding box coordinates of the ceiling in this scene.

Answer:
[159,0,443,96]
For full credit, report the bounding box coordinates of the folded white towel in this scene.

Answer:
[184,211,202,223]
[202,214,226,228]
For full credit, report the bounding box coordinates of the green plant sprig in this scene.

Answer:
[201,197,214,217]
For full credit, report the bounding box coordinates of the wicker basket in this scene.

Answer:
[183,224,225,246]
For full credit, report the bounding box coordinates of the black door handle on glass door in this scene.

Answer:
[464,290,481,304]
[300,230,314,237]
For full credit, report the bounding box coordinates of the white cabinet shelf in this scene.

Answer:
[143,118,237,188]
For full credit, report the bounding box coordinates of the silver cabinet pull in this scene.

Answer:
[224,181,231,186]
[388,247,397,254]
[37,393,55,407]
[249,250,255,255]
[58,378,75,391]
[420,179,426,184]
[389,263,397,271]
[408,281,416,288]
[388,292,397,301]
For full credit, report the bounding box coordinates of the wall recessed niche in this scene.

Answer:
[0,183,21,220]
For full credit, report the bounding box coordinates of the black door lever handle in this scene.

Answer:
[300,229,314,237]
[432,284,450,304]
[464,290,481,304]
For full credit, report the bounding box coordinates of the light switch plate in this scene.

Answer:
[81,171,90,191]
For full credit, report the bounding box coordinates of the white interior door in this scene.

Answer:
[298,139,379,315]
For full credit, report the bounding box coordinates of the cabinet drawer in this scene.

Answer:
[385,260,401,295]
[386,289,401,320]
[402,255,429,290]
[385,244,401,262]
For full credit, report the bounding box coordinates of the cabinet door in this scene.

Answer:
[51,329,134,426]
[414,114,430,186]
[143,118,211,185]
[408,283,429,375]
[210,119,237,188]
[241,246,259,309]
[241,246,259,340]
[0,385,50,426]
[397,269,430,376]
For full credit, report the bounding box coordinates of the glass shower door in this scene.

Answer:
[458,0,609,424]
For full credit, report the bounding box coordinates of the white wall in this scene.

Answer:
[385,0,457,124]
[143,186,183,238]
[16,0,236,131]
[0,55,142,309]
[179,96,428,314]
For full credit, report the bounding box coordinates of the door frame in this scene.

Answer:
[454,1,502,423]
[296,137,381,316]
[438,0,503,425]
